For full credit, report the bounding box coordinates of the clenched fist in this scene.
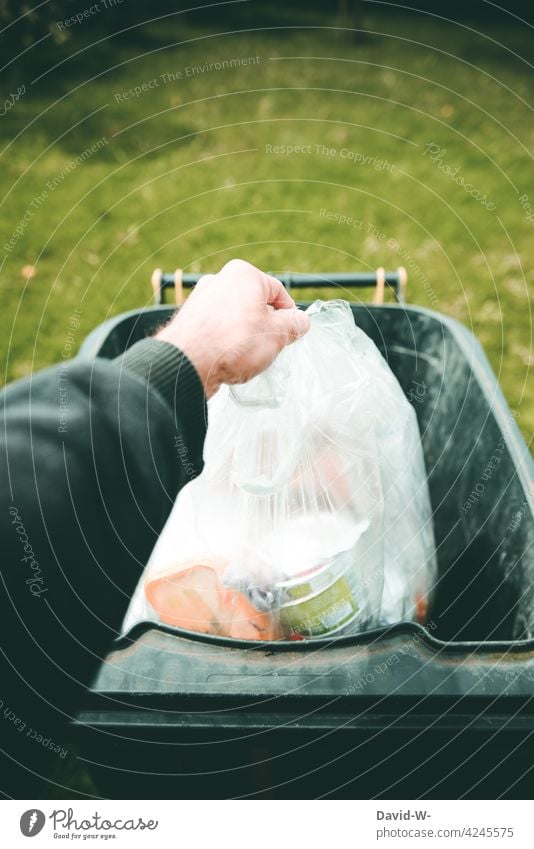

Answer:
[156,259,310,397]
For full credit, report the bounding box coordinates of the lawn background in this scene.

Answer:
[1,0,532,450]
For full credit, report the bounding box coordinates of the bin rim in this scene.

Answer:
[116,617,534,656]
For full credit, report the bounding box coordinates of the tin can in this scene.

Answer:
[279,574,359,638]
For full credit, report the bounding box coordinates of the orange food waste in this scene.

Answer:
[415,592,428,624]
[145,562,279,640]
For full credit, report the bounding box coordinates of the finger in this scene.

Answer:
[268,307,310,348]
[263,273,296,310]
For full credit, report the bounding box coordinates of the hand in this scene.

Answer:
[156,259,310,398]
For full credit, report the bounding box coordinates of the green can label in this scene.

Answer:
[280,576,358,638]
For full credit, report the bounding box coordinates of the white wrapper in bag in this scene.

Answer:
[123,299,437,641]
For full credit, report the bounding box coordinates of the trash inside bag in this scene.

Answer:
[122,299,437,641]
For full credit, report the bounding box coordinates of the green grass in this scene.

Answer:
[1,9,532,444]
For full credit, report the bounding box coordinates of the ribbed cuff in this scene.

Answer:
[114,338,208,476]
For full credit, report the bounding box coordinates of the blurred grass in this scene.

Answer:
[0,6,532,443]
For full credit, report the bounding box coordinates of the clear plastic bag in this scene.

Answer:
[122,300,437,641]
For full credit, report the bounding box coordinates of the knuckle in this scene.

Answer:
[195,274,214,291]
[286,314,301,342]
[222,258,250,275]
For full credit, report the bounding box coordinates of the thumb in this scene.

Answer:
[268,307,310,349]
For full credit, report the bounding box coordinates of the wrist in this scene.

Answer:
[156,325,221,398]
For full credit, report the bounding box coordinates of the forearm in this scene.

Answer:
[0,341,206,791]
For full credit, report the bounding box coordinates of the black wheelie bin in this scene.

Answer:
[73,272,534,800]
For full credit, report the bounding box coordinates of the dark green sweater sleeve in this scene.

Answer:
[116,338,207,473]
[0,340,207,796]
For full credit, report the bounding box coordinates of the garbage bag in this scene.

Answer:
[122,299,437,641]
